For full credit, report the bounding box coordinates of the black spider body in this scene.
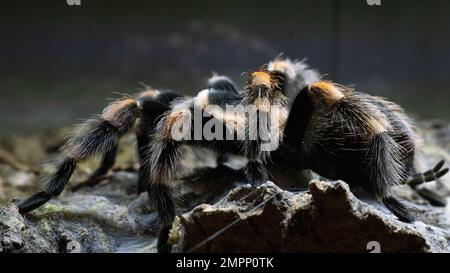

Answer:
[282,80,448,222]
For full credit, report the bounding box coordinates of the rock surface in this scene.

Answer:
[169,181,450,253]
[0,173,158,253]
[0,121,449,253]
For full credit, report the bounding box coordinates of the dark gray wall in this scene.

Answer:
[1,0,449,135]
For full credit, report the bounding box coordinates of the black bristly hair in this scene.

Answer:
[281,80,448,222]
[18,72,242,215]
[147,68,289,231]
[135,90,183,194]
[267,56,321,108]
[15,56,449,252]
[269,70,288,95]
[268,57,448,208]
[363,94,449,206]
[17,89,182,214]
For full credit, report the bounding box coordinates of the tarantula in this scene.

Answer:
[17,57,448,249]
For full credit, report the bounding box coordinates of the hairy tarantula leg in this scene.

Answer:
[407,160,449,186]
[149,141,180,254]
[87,144,118,181]
[137,156,150,195]
[148,138,181,225]
[135,89,182,194]
[18,97,139,214]
[148,93,204,227]
[18,157,77,213]
[406,160,448,207]
[148,115,185,224]
[414,188,447,207]
[147,102,194,253]
[136,121,151,194]
[382,196,415,223]
[367,131,415,222]
[148,183,176,225]
[157,224,173,253]
[17,192,52,214]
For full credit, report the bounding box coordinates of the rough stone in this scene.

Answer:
[169,181,449,253]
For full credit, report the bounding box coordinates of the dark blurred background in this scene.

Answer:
[1,0,449,136]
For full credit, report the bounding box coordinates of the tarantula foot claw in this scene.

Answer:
[17,191,52,214]
[157,225,173,253]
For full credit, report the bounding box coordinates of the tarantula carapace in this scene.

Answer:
[18,57,448,241]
